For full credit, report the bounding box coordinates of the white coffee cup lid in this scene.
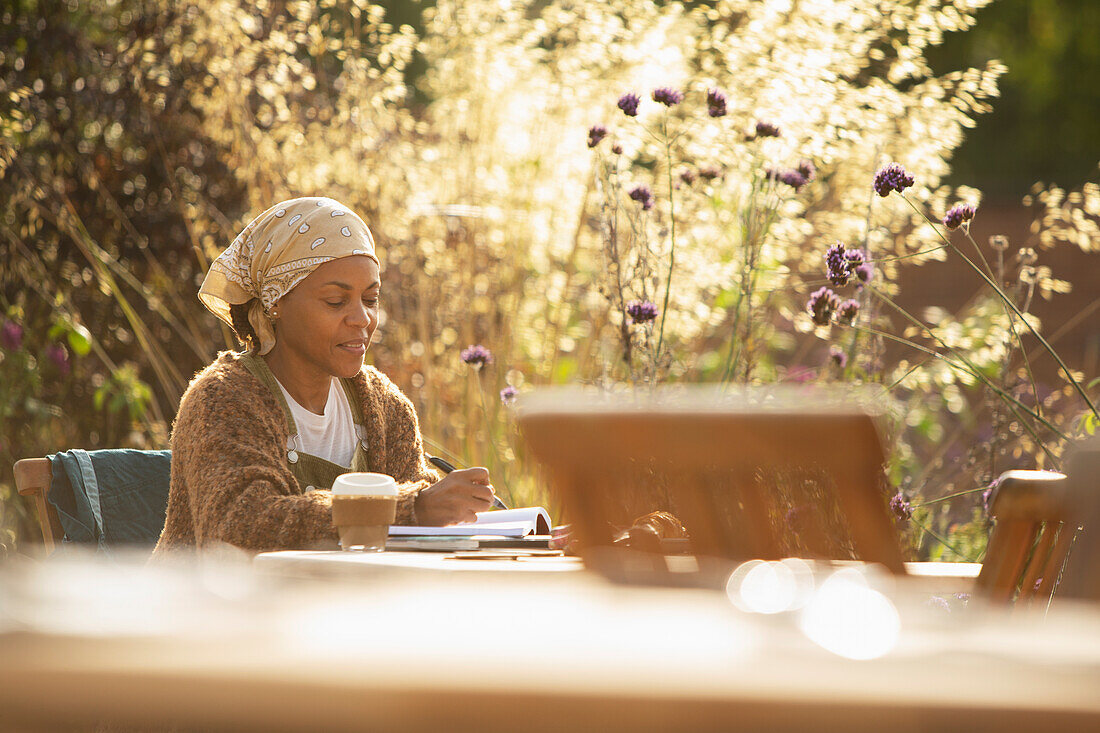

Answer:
[332,472,399,496]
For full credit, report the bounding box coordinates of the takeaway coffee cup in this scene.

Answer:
[331,473,399,551]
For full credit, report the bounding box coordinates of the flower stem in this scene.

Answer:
[858,288,1064,442]
[721,287,747,384]
[909,516,980,563]
[474,374,514,506]
[963,228,1043,420]
[864,287,1065,441]
[884,358,930,391]
[901,194,1099,419]
[911,485,987,507]
[854,321,1067,453]
[654,117,676,368]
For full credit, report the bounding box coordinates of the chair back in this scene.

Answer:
[518,386,905,584]
[13,449,171,556]
[977,470,1070,606]
[1053,435,1100,602]
[13,458,62,552]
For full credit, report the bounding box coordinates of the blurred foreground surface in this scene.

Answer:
[2,550,1100,732]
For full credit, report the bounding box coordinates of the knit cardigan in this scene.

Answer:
[153,351,440,554]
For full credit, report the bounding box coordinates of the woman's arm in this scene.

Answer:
[171,375,339,552]
[374,376,442,524]
[372,374,498,525]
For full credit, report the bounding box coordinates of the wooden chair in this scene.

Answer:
[1052,434,1100,603]
[13,457,63,552]
[977,469,1071,606]
[517,386,906,585]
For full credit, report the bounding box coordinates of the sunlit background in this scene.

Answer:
[1,0,1097,560]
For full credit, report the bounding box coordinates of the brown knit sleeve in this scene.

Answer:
[362,369,441,525]
[168,364,339,552]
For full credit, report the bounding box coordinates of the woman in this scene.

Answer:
[154,197,494,554]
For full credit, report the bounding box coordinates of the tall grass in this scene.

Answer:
[1,0,1097,555]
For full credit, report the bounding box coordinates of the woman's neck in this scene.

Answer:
[262,347,331,414]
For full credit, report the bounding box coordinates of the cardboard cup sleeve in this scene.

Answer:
[331,495,398,527]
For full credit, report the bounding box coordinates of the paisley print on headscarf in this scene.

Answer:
[198,197,379,355]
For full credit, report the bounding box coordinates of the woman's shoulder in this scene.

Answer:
[186,350,265,394]
[352,364,414,410]
[355,363,400,395]
[178,351,272,417]
[170,353,288,476]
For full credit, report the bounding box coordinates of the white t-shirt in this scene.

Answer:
[275,376,358,468]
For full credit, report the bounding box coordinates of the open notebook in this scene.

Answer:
[389,507,552,537]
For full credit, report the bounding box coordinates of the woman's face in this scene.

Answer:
[272,255,381,379]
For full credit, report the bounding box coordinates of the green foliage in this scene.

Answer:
[924,508,990,563]
[0,1,241,552]
[929,0,1100,196]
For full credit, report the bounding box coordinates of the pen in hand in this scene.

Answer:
[427,454,509,510]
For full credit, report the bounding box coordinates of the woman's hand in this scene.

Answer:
[414,467,495,526]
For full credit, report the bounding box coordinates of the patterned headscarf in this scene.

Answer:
[199,197,379,355]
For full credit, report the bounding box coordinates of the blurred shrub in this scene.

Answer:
[0,0,247,549]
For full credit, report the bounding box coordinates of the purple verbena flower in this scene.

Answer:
[845,249,865,268]
[628,184,654,211]
[873,162,915,197]
[651,87,684,107]
[825,243,850,286]
[45,343,70,376]
[611,143,623,155]
[807,286,840,326]
[500,386,518,405]
[777,169,807,190]
[460,344,493,368]
[617,93,640,117]
[706,88,727,117]
[889,491,913,521]
[837,298,860,325]
[626,299,659,324]
[587,125,608,149]
[796,159,816,183]
[679,168,697,186]
[0,320,23,351]
[698,166,722,181]
[754,120,780,138]
[854,262,874,284]
[943,202,977,230]
[829,345,847,368]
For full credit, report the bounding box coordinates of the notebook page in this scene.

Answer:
[389,506,551,536]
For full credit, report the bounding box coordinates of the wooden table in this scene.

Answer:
[254,549,588,578]
[1,554,1096,732]
[255,549,979,596]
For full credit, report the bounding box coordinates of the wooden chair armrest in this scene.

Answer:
[13,457,59,551]
[989,470,1067,522]
[14,458,51,498]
